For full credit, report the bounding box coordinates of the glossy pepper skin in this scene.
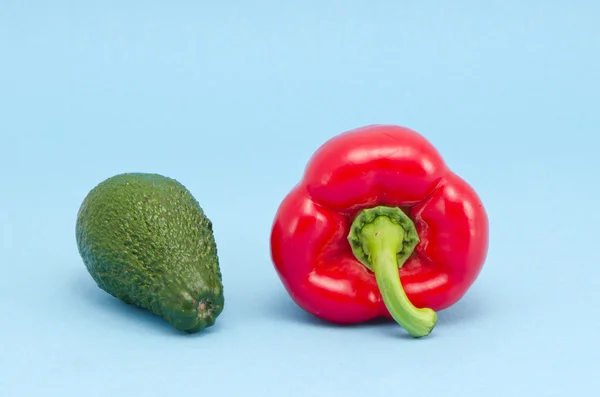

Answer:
[270,124,488,337]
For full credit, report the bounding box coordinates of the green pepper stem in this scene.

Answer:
[347,206,437,338]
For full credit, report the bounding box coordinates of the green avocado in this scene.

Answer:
[75,173,224,333]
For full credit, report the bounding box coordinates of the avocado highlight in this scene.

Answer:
[75,172,224,333]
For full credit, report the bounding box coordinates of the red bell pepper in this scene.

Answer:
[270,124,489,337]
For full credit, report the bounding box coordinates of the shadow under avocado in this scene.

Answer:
[70,270,219,337]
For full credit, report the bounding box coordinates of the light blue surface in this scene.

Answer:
[1,2,599,396]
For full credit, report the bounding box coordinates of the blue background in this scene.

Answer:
[2,1,599,396]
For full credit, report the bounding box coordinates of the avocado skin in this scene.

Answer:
[76,173,224,333]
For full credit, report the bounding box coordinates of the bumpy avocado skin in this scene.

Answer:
[75,173,224,333]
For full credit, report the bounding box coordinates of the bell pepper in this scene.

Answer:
[270,124,489,338]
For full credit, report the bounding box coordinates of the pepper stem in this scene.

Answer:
[347,206,437,338]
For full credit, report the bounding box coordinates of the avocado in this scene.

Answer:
[75,173,224,333]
